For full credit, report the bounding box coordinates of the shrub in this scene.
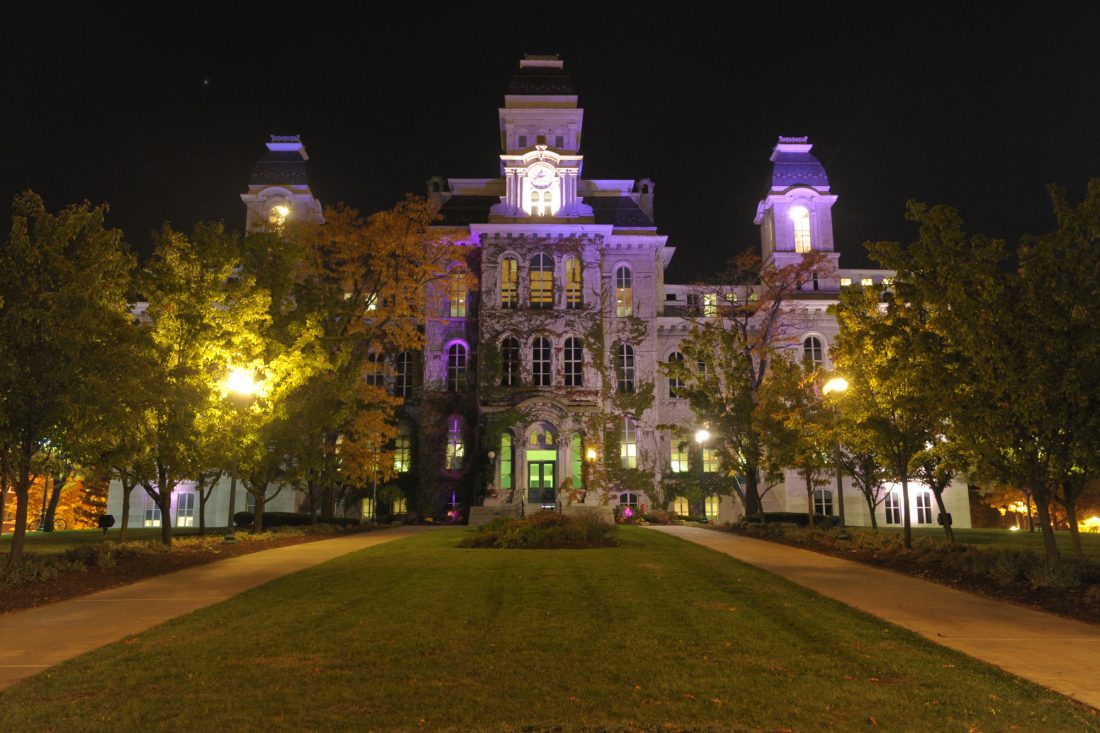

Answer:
[233,512,360,529]
[741,512,840,529]
[460,511,617,549]
[640,509,677,525]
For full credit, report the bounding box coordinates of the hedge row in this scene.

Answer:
[233,512,360,528]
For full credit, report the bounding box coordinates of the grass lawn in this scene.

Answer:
[0,526,228,555]
[1,527,1096,732]
[874,526,1100,560]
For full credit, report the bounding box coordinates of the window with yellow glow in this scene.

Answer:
[670,442,689,473]
[500,257,518,308]
[393,430,411,473]
[672,496,689,516]
[445,416,464,470]
[861,277,874,287]
[565,256,583,309]
[530,253,553,309]
[500,432,513,489]
[615,266,633,316]
[448,271,466,318]
[620,417,637,469]
[790,205,811,253]
[704,293,717,317]
[703,447,718,473]
[704,495,720,520]
[571,433,583,489]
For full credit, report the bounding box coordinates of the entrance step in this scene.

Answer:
[467,504,521,527]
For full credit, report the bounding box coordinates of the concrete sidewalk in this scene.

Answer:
[0,526,434,691]
[650,525,1100,710]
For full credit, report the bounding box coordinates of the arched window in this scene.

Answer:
[803,336,824,367]
[501,337,520,387]
[500,257,518,309]
[620,417,637,469]
[564,256,583,309]
[394,351,413,397]
[619,492,639,507]
[814,489,833,516]
[530,253,553,309]
[500,432,513,490]
[790,205,811,253]
[393,426,411,473]
[365,351,384,387]
[614,343,635,393]
[564,337,583,387]
[532,337,551,386]
[542,190,552,217]
[615,266,633,317]
[672,496,689,516]
[446,343,467,392]
[667,351,685,398]
[445,416,465,470]
[448,270,466,318]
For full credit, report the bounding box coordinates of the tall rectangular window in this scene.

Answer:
[448,271,466,318]
[703,447,718,473]
[500,257,518,308]
[501,337,520,387]
[394,432,411,473]
[530,254,553,309]
[885,491,901,525]
[532,337,551,387]
[791,205,811,253]
[615,266,633,317]
[916,492,932,524]
[615,343,635,393]
[365,352,384,387]
[176,493,195,528]
[447,344,467,392]
[445,417,464,471]
[620,418,637,469]
[670,442,688,473]
[704,293,717,317]
[564,337,583,387]
[565,257,583,309]
[571,433,583,489]
[814,489,833,516]
[500,433,513,490]
[143,497,161,528]
[394,351,413,397]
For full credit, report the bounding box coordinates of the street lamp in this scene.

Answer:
[822,376,849,534]
[224,367,259,542]
[695,428,710,521]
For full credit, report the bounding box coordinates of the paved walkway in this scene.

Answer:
[0,526,434,691]
[650,525,1100,710]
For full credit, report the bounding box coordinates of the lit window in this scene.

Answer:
[670,442,689,473]
[394,351,413,397]
[365,351,384,387]
[687,293,701,316]
[500,432,513,490]
[445,416,464,470]
[881,278,894,286]
[614,343,635,393]
[861,277,874,287]
[501,337,520,387]
[532,337,551,387]
[619,492,639,507]
[803,336,824,367]
[885,491,901,525]
[615,266,633,317]
[703,447,718,473]
[446,343,467,392]
[565,257,583,309]
[814,489,833,516]
[391,495,407,515]
[394,429,411,473]
[620,418,637,469]
[144,497,161,528]
[362,497,374,520]
[176,493,195,528]
[790,205,811,253]
[448,271,466,318]
[269,204,290,226]
[571,434,583,489]
[840,278,852,287]
[500,257,518,309]
[704,495,720,520]
[916,491,933,525]
[704,293,717,317]
[564,337,583,387]
[530,254,553,309]
[667,352,685,398]
[672,496,689,516]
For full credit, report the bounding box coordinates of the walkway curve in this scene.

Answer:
[0,526,436,691]
[649,525,1100,710]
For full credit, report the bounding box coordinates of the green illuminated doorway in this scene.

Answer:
[527,448,556,504]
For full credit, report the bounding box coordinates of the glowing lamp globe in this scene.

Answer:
[823,377,849,396]
[226,368,258,396]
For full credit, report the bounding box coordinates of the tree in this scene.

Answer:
[0,192,135,566]
[841,449,888,530]
[867,184,1100,562]
[666,250,833,516]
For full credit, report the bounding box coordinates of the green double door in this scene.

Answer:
[527,450,556,504]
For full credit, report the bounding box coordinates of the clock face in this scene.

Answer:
[529,166,554,190]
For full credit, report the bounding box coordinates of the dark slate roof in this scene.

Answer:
[507,65,576,95]
[587,196,654,227]
[438,196,500,226]
[769,149,829,190]
[435,195,655,228]
[249,150,310,186]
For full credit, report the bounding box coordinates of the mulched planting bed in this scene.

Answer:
[722,525,1100,625]
[0,531,361,616]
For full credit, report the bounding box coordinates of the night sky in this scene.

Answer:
[5,5,1098,281]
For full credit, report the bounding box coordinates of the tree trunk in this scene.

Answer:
[1032,491,1060,563]
[198,487,206,536]
[251,489,265,534]
[8,482,30,567]
[119,478,136,542]
[900,473,912,549]
[1064,498,1083,557]
[157,488,173,547]
[743,467,762,516]
[863,492,879,530]
[43,470,66,532]
[805,472,814,529]
[1025,492,1035,532]
[931,488,955,542]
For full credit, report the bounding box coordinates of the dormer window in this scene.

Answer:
[789,205,811,253]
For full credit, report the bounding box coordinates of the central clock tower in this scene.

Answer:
[490,56,592,220]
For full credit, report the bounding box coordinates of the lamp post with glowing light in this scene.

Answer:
[695,428,710,520]
[822,376,849,531]
[224,367,258,541]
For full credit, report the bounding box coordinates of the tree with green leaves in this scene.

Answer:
[664,250,833,516]
[0,192,136,566]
